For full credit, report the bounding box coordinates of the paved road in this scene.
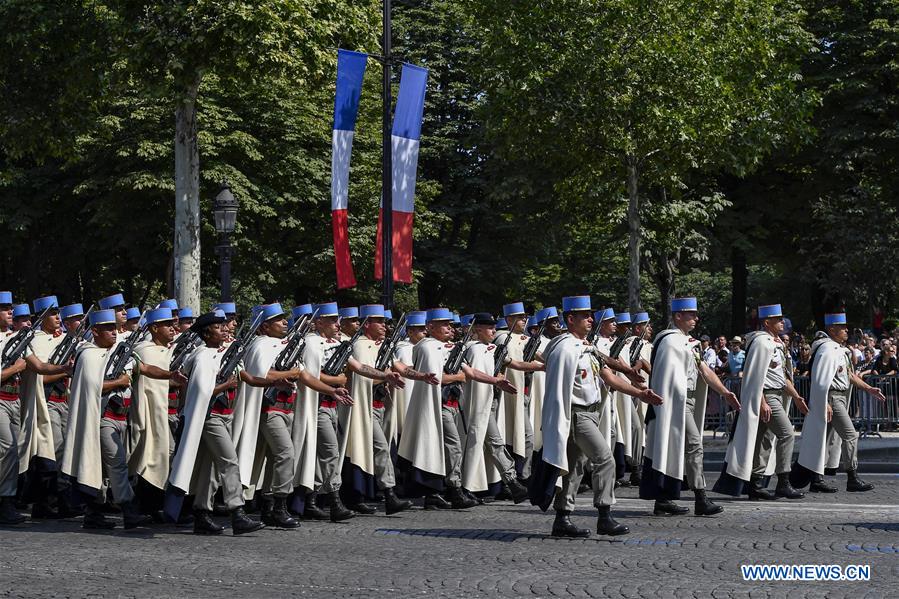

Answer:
[2,473,897,598]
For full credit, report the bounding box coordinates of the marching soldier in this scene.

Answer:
[338,306,360,339]
[640,297,739,517]
[529,296,662,538]
[340,304,435,515]
[790,312,885,493]
[626,312,653,486]
[384,310,429,444]
[399,308,476,509]
[528,307,560,471]
[1,299,70,524]
[167,309,266,535]
[214,302,238,341]
[18,296,67,519]
[494,302,533,482]
[129,308,186,516]
[124,308,142,333]
[713,304,806,500]
[98,293,129,339]
[300,302,391,520]
[0,292,12,334]
[460,313,540,502]
[177,307,195,332]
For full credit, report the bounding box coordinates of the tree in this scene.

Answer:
[99,0,380,309]
[471,0,814,311]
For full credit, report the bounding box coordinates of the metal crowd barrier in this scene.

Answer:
[704,374,899,439]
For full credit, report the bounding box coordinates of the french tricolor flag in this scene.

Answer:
[331,49,368,289]
[375,63,428,284]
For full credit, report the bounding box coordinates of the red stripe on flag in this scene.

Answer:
[332,209,356,289]
[374,208,413,283]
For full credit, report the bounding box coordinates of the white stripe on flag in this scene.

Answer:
[331,129,354,211]
[391,135,419,213]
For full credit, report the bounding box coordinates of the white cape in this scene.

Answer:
[797,337,842,474]
[397,337,448,476]
[234,335,283,491]
[19,330,63,472]
[168,346,224,494]
[460,341,502,492]
[129,341,173,489]
[540,334,584,473]
[725,332,773,480]
[645,329,704,481]
[60,343,108,493]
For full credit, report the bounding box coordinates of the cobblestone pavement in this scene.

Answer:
[2,473,897,598]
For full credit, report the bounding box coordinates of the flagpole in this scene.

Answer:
[380,0,394,310]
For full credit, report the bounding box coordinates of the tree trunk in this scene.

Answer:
[626,155,642,312]
[730,247,747,335]
[657,253,676,326]
[173,79,202,311]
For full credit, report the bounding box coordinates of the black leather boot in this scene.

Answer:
[0,496,27,525]
[423,493,453,510]
[271,496,299,528]
[846,469,874,492]
[259,493,276,526]
[747,476,778,501]
[629,469,642,487]
[303,492,329,520]
[348,500,377,515]
[82,503,115,530]
[384,488,413,515]
[30,500,60,520]
[231,506,265,535]
[193,510,225,535]
[551,510,590,538]
[447,486,477,509]
[504,478,530,504]
[653,499,689,516]
[809,475,838,493]
[56,494,83,518]
[121,501,152,529]
[694,489,724,516]
[775,473,805,499]
[596,506,629,536]
[329,493,355,522]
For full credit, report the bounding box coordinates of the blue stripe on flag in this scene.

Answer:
[333,49,368,131]
[391,64,428,141]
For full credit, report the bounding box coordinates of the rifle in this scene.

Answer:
[169,330,203,372]
[208,310,266,413]
[272,308,319,372]
[321,317,369,376]
[608,333,629,360]
[372,313,407,402]
[628,323,651,367]
[376,313,406,371]
[442,325,475,433]
[48,304,95,366]
[104,318,148,381]
[101,316,149,412]
[261,308,319,406]
[1,306,53,369]
[216,310,265,384]
[492,329,515,377]
[522,319,547,363]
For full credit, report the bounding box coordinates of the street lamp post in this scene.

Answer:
[213,182,238,302]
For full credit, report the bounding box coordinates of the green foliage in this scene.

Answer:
[0,0,896,332]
